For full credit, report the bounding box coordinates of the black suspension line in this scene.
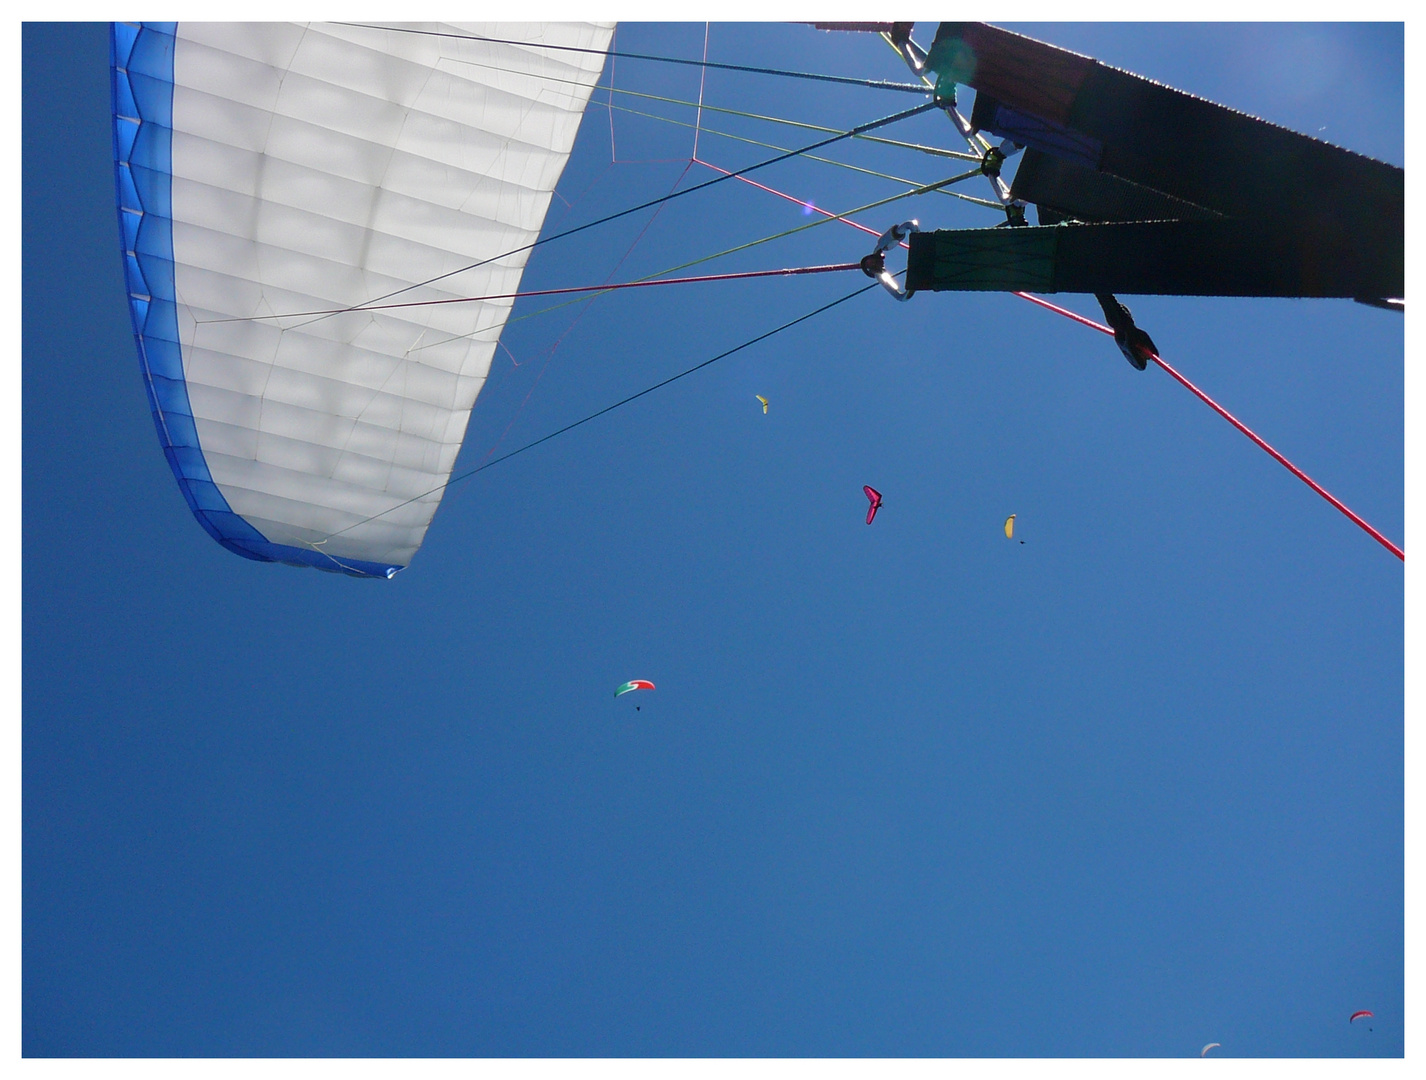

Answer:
[324,282,882,537]
[340,23,931,94]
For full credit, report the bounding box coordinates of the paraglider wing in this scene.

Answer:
[111,21,614,577]
[864,485,883,524]
[756,395,769,413]
[1350,1011,1374,1024]
[614,680,656,698]
[1200,1043,1220,1057]
[1004,514,1016,538]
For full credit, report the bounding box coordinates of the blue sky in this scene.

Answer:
[21,20,1405,1060]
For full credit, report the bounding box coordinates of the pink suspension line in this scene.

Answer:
[1155,351,1404,561]
[1017,294,1403,561]
[694,156,885,240]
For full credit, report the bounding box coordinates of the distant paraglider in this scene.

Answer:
[1350,1011,1374,1024]
[1004,514,1025,543]
[756,395,769,414]
[615,679,655,712]
[864,486,883,525]
[1200,1043,1220,1057]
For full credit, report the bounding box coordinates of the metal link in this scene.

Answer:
[861,220,919,300]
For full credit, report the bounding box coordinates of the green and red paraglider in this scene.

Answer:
[615,680,655,710]
[615,679,654,711]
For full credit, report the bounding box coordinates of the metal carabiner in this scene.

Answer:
[860,220,919,301]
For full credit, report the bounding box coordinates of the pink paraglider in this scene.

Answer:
[863,486,883,525]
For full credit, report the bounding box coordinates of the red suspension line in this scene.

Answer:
[1152,350,1403,561]
[1018,294,1404,561]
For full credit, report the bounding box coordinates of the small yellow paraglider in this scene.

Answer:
[1004,514,1015,538]
[756,395,769,414]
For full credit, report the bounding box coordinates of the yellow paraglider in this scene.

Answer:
[756,395,769,414]
[1004,514,1016,538]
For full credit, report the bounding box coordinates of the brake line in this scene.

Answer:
[1014,293,1403,561]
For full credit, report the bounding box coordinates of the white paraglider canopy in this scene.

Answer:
[113,21,613,576]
